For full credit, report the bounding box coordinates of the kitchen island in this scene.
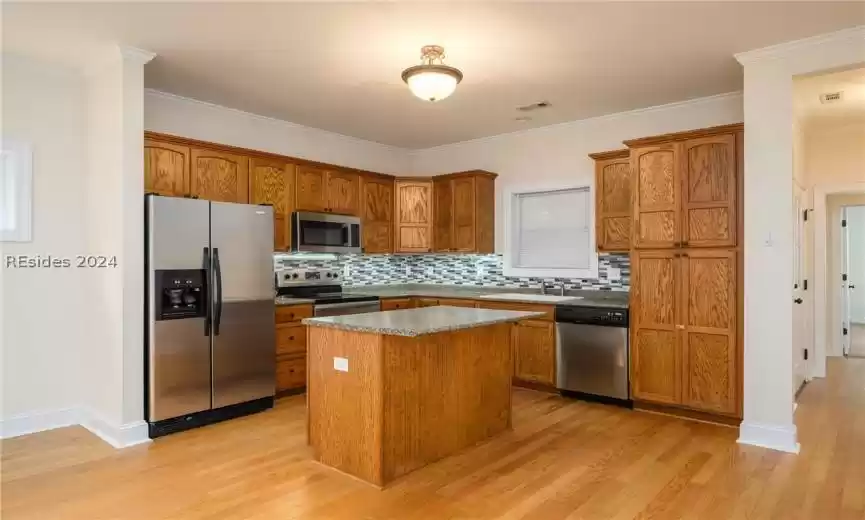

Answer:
[303,306,544,487]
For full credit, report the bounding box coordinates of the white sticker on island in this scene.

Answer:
[333,357,349,372]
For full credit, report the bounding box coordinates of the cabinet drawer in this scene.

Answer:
[276,355,306,391]
[476,301,554,321]
[381,298,413,311]
[276,304,313,324]
[276,323,306,356]
[436,298,478,308]
[415,298,440,308]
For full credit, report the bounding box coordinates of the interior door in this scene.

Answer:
[210,202,276,408]
[792,184,808,394]
[842,207,852,357]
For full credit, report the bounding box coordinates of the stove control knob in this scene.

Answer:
[292,273,299,279]
[332,273,338,278]
[326,273,332,278]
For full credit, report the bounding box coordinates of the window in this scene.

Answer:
[0,139,33,242]
[504,185,597,278]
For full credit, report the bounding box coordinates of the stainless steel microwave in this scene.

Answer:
[290,211,362,254]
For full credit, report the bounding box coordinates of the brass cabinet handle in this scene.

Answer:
[676,324,685,330]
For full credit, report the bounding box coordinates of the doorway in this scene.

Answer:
[843,205,865,357]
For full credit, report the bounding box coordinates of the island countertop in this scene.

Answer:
[302,305,545,337]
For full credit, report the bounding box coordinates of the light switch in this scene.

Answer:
[333,357,349,372]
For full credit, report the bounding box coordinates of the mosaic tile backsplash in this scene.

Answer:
[275,253,630,292]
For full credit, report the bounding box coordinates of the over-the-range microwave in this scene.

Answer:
[290,211,362,254]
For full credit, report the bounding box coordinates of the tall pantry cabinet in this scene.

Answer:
[626,123,743,420]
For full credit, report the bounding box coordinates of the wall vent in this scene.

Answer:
[516,101,551,112]
[819,91,843,104]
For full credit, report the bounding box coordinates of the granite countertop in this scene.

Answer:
[344,284,630,309]
[302,306,545,337]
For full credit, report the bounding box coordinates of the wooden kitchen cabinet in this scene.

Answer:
[432,171,496,253]
[630,249,739,416]
[513,319,556,386]
[144,139,190,197]
[295,165,328,213]
[394,179,433,253]
[436,298,477,308]
[415,298,440,308]
[190,147,249,203]
[361,175,394,254]
[380,298,413,311]
[326,170,360,215]
[590,149,632,252]
[626,125,740,250]
[250,157,295,252]
[275,303,313,393]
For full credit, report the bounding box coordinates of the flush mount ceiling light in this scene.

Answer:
[401,45,463,102]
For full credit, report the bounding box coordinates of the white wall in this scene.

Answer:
[144,90,409,175]
[849,206,865,323]
[409,92,744,252]
[804,122,865,187]
[736,25,865,454]
[0,55,89,432]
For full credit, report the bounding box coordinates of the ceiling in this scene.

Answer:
[794,67,865,128]
[4,2,864,149]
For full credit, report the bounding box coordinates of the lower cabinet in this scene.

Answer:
[631,249,739,417]
[275,304,313,393]
[381,298,414,311]
[436,298,478,308]
[416,298,440,308]
[513,319,556,386]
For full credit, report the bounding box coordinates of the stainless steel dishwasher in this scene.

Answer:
[555,305,630,403]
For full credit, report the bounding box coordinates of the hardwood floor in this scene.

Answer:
[2,357,864,520]
[850,323,865,357]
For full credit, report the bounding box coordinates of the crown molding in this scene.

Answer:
[735,25,865,65]
[119,45,156,66]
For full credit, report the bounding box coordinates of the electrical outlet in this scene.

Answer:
[608,268,621,281]
[426,266,434,277]
[333,357,349,372]
[405,265,411,277]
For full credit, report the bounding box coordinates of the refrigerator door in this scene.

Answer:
[210,202,276,408]
[147,196,213,422]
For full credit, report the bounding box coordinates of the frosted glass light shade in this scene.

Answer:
[406,71,459,102]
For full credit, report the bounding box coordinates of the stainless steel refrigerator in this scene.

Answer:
[145,195,275,438]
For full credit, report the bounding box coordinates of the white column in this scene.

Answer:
[735,26,865,454]
[83,45,154,447]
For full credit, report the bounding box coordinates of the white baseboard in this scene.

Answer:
[738,422,800,454]
[79,408,151,449]
[0,407,80,439]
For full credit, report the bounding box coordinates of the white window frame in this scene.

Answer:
[503,182,598,279]
[0,139,33,242]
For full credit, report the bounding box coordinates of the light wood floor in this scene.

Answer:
[850,323,865,357]
[3,357,864,520]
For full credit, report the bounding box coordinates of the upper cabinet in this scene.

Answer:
[250,157,295,252]
[625,124,741,250]
[144,139,190,197]
[394,179,433,253]
[590,150,631,252]
[295,166,328,212]
[190,148,249,203]
[295,165,360,215]
[326,170,360,216]
[361,175,394,254]
[432,171,496,254]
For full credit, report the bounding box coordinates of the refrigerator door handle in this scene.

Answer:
[202,247,211,336]
[213,247,223,335]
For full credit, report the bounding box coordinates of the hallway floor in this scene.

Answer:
[850,323,865,357]
[1,358,864,520]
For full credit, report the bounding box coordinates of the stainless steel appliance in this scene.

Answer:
[276,266,380,316]
[291,211,362,254]
[555,305,630,403]
[145,195,276,438]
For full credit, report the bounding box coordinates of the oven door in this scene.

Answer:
[291,211,362,254]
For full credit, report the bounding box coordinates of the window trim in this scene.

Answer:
[0,138,33,242]
[503,182,598,279]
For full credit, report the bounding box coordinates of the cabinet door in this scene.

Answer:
[681,250,737,415]
[190,148,249,203]
[144,139,190,197]
[474,176,495,254]
[452,177,477,252]
[631,250,681,404]
[326,170,360,215]
[276,354,306,392]
[681,135,737,248]
[595,156,631,252]
[632,144,680,249]
[295,166,327,212]
[416,298,439,308]
[395,181,433,253]
[361,177,393,254]
[513,320,555,385]
[433,178,453,252]
[250,158,295,252]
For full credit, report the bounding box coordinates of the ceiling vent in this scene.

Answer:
[516,101,551,112]
[819,91,844,104]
